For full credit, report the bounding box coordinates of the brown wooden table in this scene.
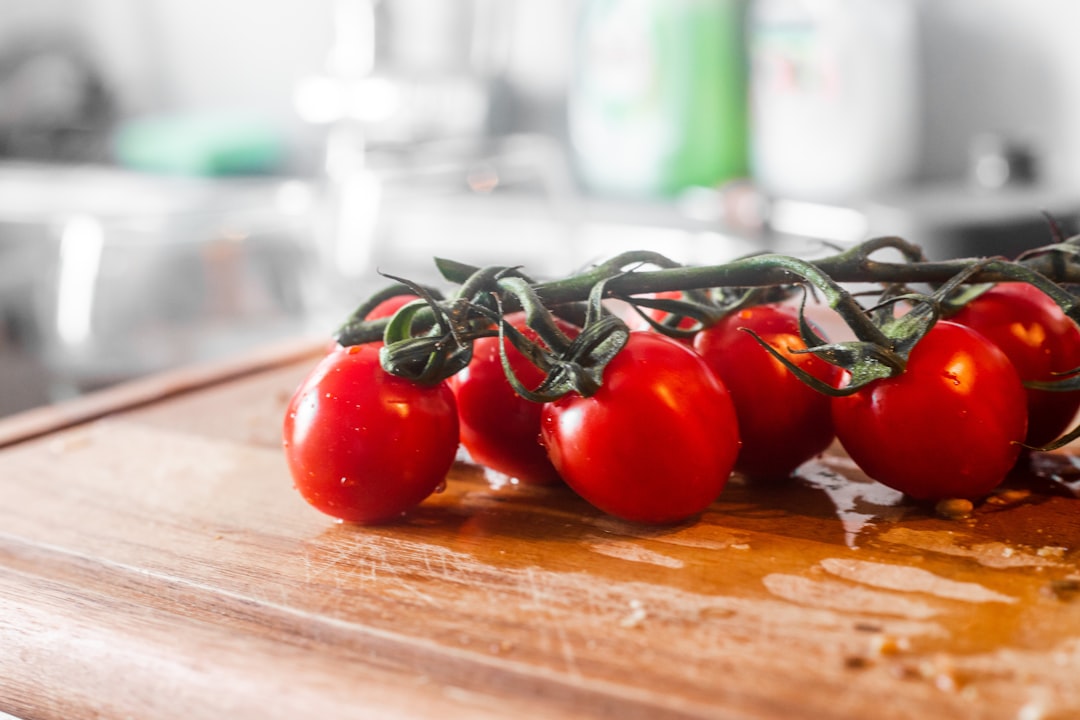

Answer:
[2,338,1080,719]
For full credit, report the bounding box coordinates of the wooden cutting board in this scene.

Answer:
[2,338,1080,719]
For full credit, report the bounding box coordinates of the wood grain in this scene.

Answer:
[2,347,1080,719]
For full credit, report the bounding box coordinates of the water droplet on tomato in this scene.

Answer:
[434,479,448,494]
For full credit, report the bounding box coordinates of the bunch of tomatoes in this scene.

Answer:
[282,272,1080,526]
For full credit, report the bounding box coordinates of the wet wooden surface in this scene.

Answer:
[3,342,1080,719]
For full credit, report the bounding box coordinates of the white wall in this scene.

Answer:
[918,0,1080,190]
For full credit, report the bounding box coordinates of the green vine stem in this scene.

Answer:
[339,236,1080,347]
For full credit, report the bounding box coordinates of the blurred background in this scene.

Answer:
[1,0,1079,416]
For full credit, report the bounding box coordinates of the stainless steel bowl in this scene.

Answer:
[0,163,323,409]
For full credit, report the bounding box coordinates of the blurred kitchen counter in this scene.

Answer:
[2,338,1080,718]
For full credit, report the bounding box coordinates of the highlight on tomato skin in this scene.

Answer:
[831,321,1028,502]
[282,343,460,524]
[947,282,1080,447]
[693,303,843,479]
[540,332,741,525]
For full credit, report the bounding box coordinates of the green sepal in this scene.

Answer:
[376,275,474,385]
[529,275,630,400]
[470,273,629,403]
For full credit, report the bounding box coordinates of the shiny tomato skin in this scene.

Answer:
[283,344,459,523]
[365,294,421,320]
[948,282,1080,446]
[693,304,843,478]
[448,312,578,484]
[832,321,1027,500]
[540,332,741,524]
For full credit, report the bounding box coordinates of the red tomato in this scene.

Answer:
[832,321,1027,500]
[282,344,459,523]
[449,312,579,484]
[693,304,843,478]
[948,282,1080,447]
[365,294,421,320]
[540,332,741,524]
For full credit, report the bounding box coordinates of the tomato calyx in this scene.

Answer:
[736,252,1062,399]
[489,274,628,401]
[725,251,925,397]
[334,262,630,400]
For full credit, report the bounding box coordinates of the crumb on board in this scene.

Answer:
[935,498,974,520]
[985,489,1032,506]
[870,634,911,657]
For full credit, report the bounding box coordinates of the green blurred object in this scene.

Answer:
[112,112,284,176]
[569,0,749,198]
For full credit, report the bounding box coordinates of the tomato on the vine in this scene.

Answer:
[283,344,459,523]
[948,282,1080,447]
[693,304,843,478]
[832,321,1027,500]
[540,332,741,524]
[449,312,579,484]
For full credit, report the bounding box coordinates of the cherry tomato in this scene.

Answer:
[948,282,1080,447]
[540,332,741,524]
[448,312,579,484]
[365,294,420,320]
[693,304,843,478]
[832,321,1027,500]
[283,344,459,523]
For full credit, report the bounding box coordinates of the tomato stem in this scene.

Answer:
[340,237,1080,347]
[334,232,1080,405]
